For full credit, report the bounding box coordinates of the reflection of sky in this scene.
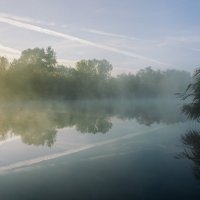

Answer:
[0,0,200,74]
[0,117,189,174]
[0,121,199,200]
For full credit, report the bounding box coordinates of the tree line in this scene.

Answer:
[0,47,191,100]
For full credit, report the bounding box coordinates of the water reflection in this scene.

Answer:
[0,99,184,146]
[177,129,200,180]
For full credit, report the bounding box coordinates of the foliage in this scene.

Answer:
[178,68,200,120]
[0,56,9,72]
[177,129,200,180]
[0,47,191,100]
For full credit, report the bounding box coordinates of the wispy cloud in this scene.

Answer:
[0,15,168,66]
[0,12,43,24]
[0,12,57,28]
[0,43,21,55]
[85,28,157,43]
[86,28,140,40]
[157,35,200,48]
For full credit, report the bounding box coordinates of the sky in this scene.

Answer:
[0,0,200,74]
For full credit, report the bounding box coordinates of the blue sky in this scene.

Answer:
[0,0,200,74]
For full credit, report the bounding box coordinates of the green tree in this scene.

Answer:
[180,68,200,120]
[76,59,112,79]
[0,56,9,72]
[11,46,56,70]
[75,59,113,98]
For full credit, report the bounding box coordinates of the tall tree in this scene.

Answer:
[0,56,9,72]
[180,68,200,120]
[11,46,56,70]
[76,59,112,79]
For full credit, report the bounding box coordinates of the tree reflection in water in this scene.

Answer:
[0,99,183,146]
[177,129,200,180]
[176,68,200,180]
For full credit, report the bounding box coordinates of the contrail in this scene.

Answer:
[0,43,20,55]
[86,28,158,43]
[0,15,168,65]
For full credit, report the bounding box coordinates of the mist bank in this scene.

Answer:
[0,47,191,100]
[0,98,185,146]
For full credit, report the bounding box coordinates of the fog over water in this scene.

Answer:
[0,95,199,200]
[0,98,186,145]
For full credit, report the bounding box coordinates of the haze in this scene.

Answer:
[0,0,200,74]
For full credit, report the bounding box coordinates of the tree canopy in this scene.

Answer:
[14,46,57,68]
[0,47,191,100]
[179,68,200,120]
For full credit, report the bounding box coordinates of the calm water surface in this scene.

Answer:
[0,99,199,200]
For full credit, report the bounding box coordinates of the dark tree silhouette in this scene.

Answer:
[178,68,200,121]
[177,130,200,180]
